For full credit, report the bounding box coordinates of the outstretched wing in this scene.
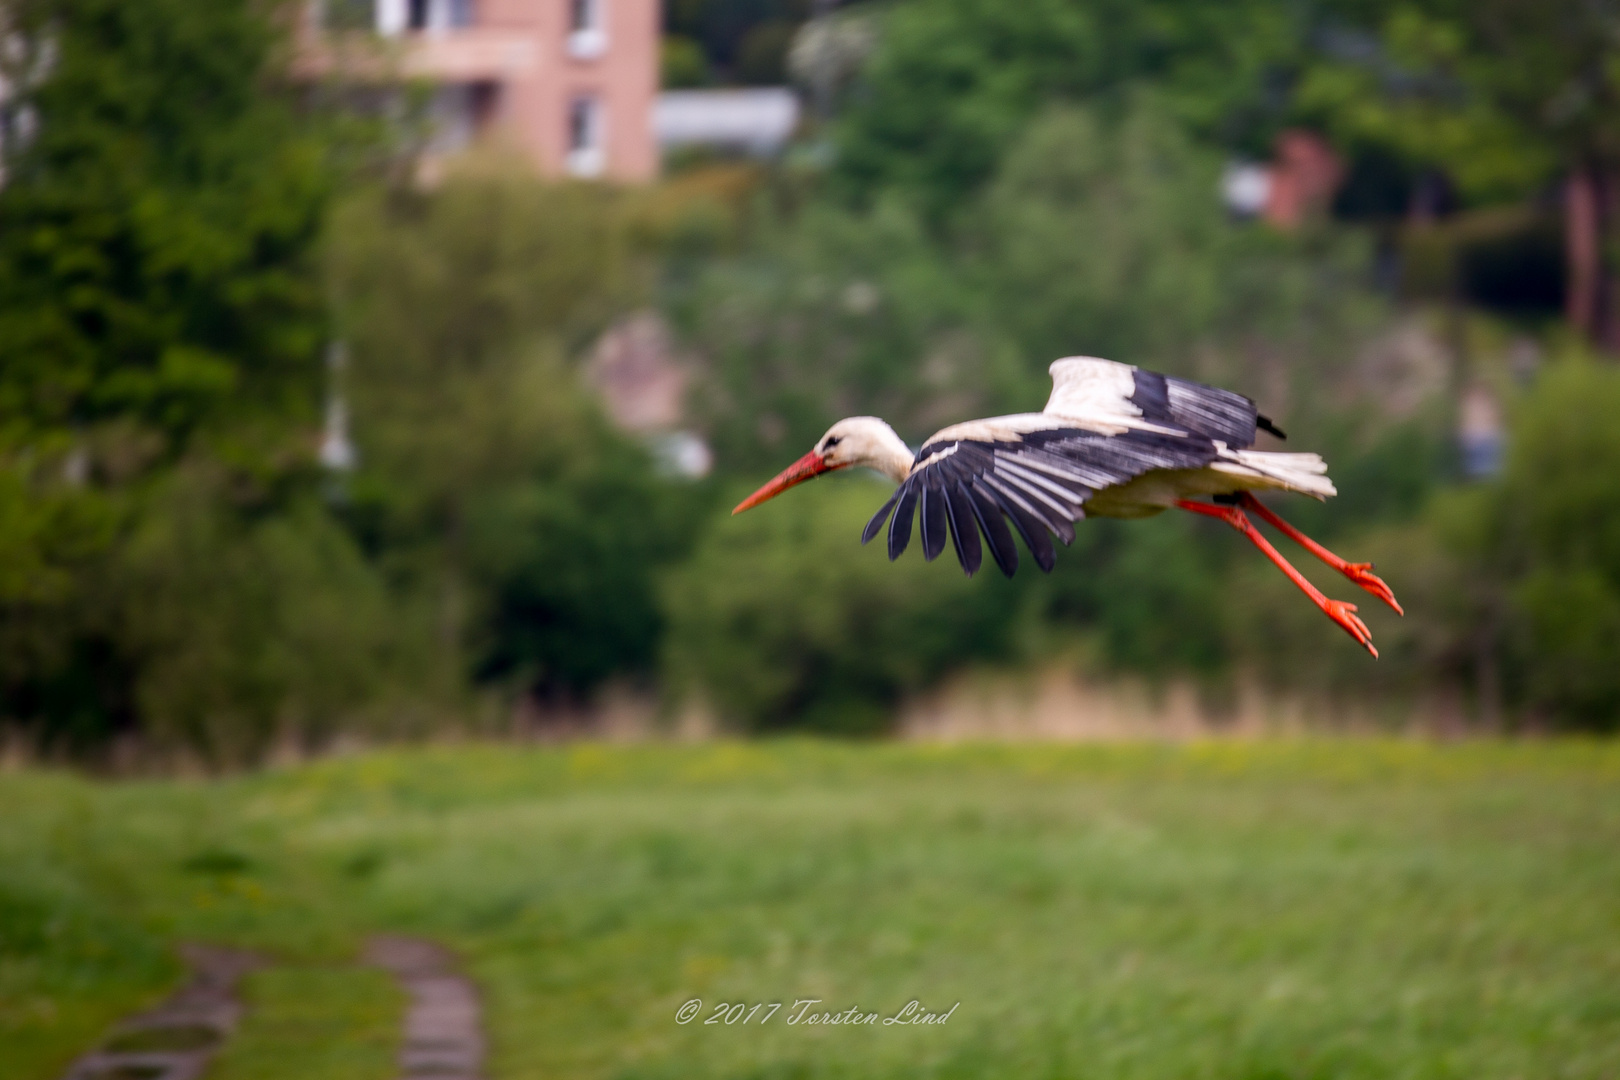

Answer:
[862,422,1219,578]
[862,358,1280,578]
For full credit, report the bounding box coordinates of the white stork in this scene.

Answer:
[733,356,1402,656]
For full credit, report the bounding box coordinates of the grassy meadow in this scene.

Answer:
[2,740,1619,1079]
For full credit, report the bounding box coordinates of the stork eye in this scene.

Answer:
[823,436,843,450]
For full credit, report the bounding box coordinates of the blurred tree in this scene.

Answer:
[1227,357,1620,730]
[0,476,127,751]
[664,0,815,85]
[662,36,712,88]
[114,468,443,766]
[0,0,330,458]
[832,0,1311,223]
[1299,1,1620,346]
[675,195,1024,471]
[1498,359,1620,726]
[686,97,1389,471]
[969,100,1338,371]
[662,476,1023,732]
[735,19,800,85]
[328,166,707,702]
[0,0,346,753]
[1036,515,1232,677]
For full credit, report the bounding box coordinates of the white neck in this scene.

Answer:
[861,423,915,482]
[872,445,913,482]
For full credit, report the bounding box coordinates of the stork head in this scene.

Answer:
[732,417,913,514]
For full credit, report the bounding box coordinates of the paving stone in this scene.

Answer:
[60,945,263,1080]
[366,936,486,1080]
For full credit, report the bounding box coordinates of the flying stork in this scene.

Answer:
[732,356,1402,656]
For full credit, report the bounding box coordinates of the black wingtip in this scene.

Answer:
[888,486,917,561]
[920,486,948,562]
[1257,414,1287,440]
[862,490,899,546]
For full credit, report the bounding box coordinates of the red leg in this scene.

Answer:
[1235,493,1403,615]
[1178,500,1378,658]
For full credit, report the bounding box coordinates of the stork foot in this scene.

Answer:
[1178,498,1381,658]
[1234,493,1403,617]
[1322,599,1377,658]
[1341,563,1403,616]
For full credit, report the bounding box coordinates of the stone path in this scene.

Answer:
[61,944,262,1080]
[365,935,487,1080]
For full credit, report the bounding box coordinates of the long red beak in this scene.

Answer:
[732,450,831,514]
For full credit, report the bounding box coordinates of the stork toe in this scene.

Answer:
[1323,599,1377,658]
[1342,563,1403,616]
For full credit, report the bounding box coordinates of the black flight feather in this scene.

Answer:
[983,482,1055,572]
[1257,414,1287,440]
[920,483,949,561]
[979,474,1063,540]
[943,485,982,577]
[966,481,1018,578]
[991,471,1077,544]
[888,485,918,560]
[862,489,899,545]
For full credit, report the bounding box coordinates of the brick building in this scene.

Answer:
[300,0,660,181]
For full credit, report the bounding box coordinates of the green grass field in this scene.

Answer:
[3,740,1619,1079]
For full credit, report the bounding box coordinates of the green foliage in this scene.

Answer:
[1273,416,1455,542]
[685,98,1384,481]
[970,99,1378,374]
[664,0,814,83]
[1224,360,1620,730]
[661,36,711,88]
[833,0,1308,221]
[328,168,707,701]
[112,468,443,764]
[0,0,365,756]
[0,471,118,606]
[0,0,329,454]
[675,196,1019,468]
[1499,361,1620,726]
[1298,0,1620,204]
[663,477,1023,731]
[1037,514,1232,675]
[460,402,703,696]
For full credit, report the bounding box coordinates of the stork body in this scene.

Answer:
[733,357,1401,656]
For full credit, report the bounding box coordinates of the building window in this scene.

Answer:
[383,0,470,32]
[568,0,607,59]
[567,96,604,178]
[329,0,471,38]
